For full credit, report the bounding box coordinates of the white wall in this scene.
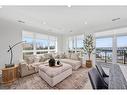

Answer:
[0,19,22,69]
[0,18,61,69]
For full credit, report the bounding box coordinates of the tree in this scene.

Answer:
[83,34,95,60]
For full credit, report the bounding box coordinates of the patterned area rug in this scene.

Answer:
[1,67,89,89]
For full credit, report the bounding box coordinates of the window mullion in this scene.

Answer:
[33,32,36,55]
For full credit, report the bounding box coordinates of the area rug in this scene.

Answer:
[3,67,89,89]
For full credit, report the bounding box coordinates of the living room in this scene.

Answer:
[0,3,127,91]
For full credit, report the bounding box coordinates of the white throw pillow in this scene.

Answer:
[64,52,71,59]
[34,56,41,62]
[26,55,35,64]
[71,53,79,60]
[40,55,48,62]
[60,53,65,59]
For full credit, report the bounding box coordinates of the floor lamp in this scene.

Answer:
[6,41,26,68]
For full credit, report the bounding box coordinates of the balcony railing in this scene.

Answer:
[96,47,127,64]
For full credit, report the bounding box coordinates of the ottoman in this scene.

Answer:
[39,63,72,87]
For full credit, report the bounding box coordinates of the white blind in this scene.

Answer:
[36,33,48,40]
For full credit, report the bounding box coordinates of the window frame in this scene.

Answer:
[22,31,57,58]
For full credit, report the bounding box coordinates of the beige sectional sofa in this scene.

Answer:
[19,52,82,77]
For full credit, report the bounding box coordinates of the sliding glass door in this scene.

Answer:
[96,37,113,63]
[117,36,127,64]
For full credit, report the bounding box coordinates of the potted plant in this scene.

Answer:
[83,34,95,68]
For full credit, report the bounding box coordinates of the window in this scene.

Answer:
[36,39,48,50]
[22,31,34,50]
[68,37,73,50]
[77,35,84,49]
[96,37,113,63]
[22,31,57,59]
[49,36,57,50]
[68,34,84,52]
[117,36,127,64]
[22,37,34,50]
[36,33,48,50]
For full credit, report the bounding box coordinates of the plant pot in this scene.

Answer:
[86,60,92,68]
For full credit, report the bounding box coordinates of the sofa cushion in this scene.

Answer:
[60,53,66,59]
[34,56,41,62]
[60,59,81,70]
[25,55,35,64]
[39,63,72,78]
[44,53,53,59]
[40,55,48,62]
[52,53,60,59]
[60,59,81,65]
[64,52,71,59]
[71,53,80,60]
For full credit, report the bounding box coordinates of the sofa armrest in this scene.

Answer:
[19,62,35,77]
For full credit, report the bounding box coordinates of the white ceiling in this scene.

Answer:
[0,6,127,35]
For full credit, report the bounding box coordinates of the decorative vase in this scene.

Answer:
[49,58,55,67]
[86,60,92,68]
[57,60,60,65]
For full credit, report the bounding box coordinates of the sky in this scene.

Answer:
[96,36,127,48]
[23,37,55,47]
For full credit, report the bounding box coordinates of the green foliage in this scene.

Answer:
[83,34,95,60]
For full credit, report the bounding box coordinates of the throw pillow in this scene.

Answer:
[64,52,71,59]
[60,53,65,59]
[40,55,48,62]
[26,55,35,64]
[44,53,53,59]
[34,56,41,62]
[71,53,80,60]
[54,53,60,59]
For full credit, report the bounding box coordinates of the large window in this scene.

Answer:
[117,36,127,64]
[96,37,113,63]
[49,36,57,50]
[68,37,74,50]
[77,35,84,49]
[22,37,34,50]
[22,31,57,59]
[36,33,48,50]
[68,35,84,52]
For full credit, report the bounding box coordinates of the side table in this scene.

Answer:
[1,65,19,84]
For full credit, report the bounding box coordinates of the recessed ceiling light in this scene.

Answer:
[42,22,46,24]
[17,20,25,23]
[112,18,120,21]
[67,5,71,8]
[85,22,87,25]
